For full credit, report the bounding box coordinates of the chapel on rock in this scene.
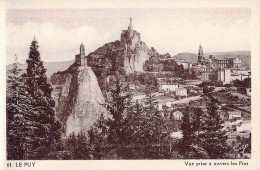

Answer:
[75,43,87,67]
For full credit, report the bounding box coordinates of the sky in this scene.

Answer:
[6,8,251,64]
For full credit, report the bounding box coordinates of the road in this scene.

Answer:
[154,95,202,106]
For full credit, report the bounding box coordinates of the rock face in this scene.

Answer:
[87,18,152,75]
[56,66,106,136]
[51,18,158,136]
[121,28,151,74]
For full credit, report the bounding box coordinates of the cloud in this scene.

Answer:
[136,17,250,56]
[6,12,250,65]
[6,22,114,64]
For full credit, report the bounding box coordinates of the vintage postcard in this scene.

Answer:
[1,0,260,170]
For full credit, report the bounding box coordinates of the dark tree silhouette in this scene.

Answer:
[21,37,62,159]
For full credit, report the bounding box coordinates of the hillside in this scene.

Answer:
[172,52,197,63]
[172,51,251,68]
[7,50,251,79]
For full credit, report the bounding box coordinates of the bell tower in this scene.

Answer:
[80,43,86,66]
[75,43,87,66]
[198,44,204,64]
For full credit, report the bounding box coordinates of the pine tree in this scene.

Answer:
[88,113,110,159]
[6,55,28,160]
[177,106,209,159]
[199,96,230,159]
[104,77,132,146]
[177,107,195,157]
[91,76,174,159]
[21,37,62,159]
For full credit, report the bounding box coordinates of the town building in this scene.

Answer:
[194,64,207,73]
[228,111,242,119]
[201,72,216,81]
[176,59,185,65]
[145,71,159,75]
[211,57,242,69]
[176,88,188,97]
[159,84,180,92]
[233,57,242,68]
[216,58,233,68]
[176,59,193,69]
[218,69,231,84]
[182,62,192,69]
[172,111,183,121]
[231,73,251,81]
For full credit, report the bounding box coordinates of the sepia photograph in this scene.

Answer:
[5,8,252,161]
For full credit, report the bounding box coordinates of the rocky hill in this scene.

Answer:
[55,64,107,136]
[86,18,154,75]
[50,18,159,135]
[172,52,197,63]
[47,19,251,136]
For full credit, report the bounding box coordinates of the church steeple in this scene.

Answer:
[198,44,204,64]
[75,43,87,67]
[80,43,85,56]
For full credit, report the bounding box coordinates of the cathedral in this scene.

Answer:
[198,44,205,64]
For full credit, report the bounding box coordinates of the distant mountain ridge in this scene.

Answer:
[172,52,197,63]
[172,51,251,68]
[6,50,251,78]
[6,60,74,77]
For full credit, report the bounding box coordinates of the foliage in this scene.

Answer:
[144,56,197,80]
[202,85,215,96]
[87,77,175,159]
[232,78,251,88]
[124,72,158,90]
[177,95,231,159]
[199,96,230,159]
[6,56,28,160]
[177,107,209,159]
[64,132,90,159]
[7,38,62,160]
[199,80,223,87]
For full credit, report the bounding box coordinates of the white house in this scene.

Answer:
[218,69,231,84]
[233,57,242,68]
[228,111,241,119]
[176,88,187,97]
[181,62,192,69]
[159,84,180,92]
[157,103,162,111]
[172,111,183,121]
